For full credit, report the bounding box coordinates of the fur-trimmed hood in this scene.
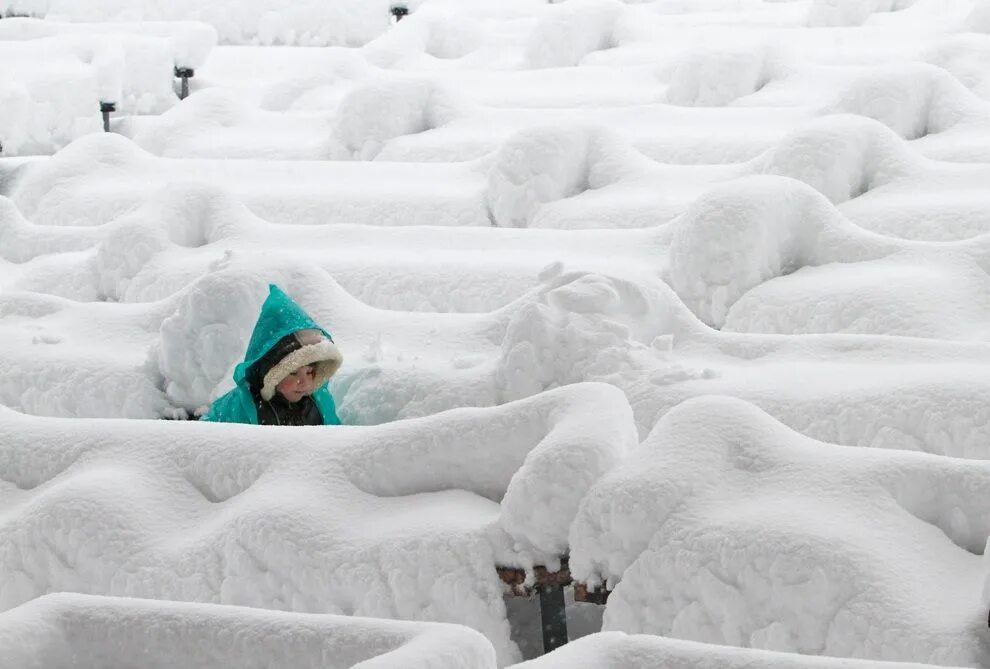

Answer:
[233,284,344,401]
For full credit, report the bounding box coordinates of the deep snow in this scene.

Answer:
[4,0,990,667]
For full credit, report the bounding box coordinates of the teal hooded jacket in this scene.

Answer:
[200,284,342,425]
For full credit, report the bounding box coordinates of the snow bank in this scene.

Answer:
[496,266,709,403]
[0,0,398,47]
[486,125,646,228]
[826,64,980,141]
[807,0,919,27]
[569,396,990,665]
[362,6,490,68]
[0,41,101,155]
[329,78,464,160]
[750,115,918,205]
[665,176,883,327]
[723,252,990,341]
[0,593,496,669]
[0,381,635,664]
[7,133,491,227]
[0,18,218,111]
[523,0,623,69]
[665,44,780,107]
[516,632,961,669]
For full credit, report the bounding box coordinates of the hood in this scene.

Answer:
[233,284,343,399]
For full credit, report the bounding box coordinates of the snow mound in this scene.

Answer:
[516,632,961,669]
[0,42,101,155]
[0,593,496,669]
[329,78,464,160]
[569,395,990,665]
[665,176,876,327]
[497,267,710,402]
[724,252,990,341]
[826,64,979,140]
[523,0,623,69]
[807,0,919,27]
[0,381,635,665]
[363,6,488,67]
[8,132,150,223]
[486,125,645,228]
[665,44,780,107]
[750,115,917,204]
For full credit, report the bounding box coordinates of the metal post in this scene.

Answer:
[99,102,116,132]
[538,583,568,653]
[389,4,409,23]
[174,66,195,100]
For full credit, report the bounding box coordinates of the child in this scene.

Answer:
[201,284,343,425]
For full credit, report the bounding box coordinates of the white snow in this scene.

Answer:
[0,382,634,665]
[4,0,990,667]
[568,396,990,665]
[0,593,497,668]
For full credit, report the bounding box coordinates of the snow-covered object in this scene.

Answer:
[0,17,215,73]
[806,0,918,27]
[0,593,496,669]
[0,25,179,114]
[569,396,990,665]
[0,0,398,47]
[523,0,623,69]
[0,382,634,665]
[665,44,780,107]
[486,125,645,228]
[723,252,990,340]
[0,41,100,155]
[514,632,963,669]
[6,133,491,227]
[329,78,464,160]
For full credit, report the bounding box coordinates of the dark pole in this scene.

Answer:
[174,66,195,100]
[99,101,116,132]
[389,4,409,23]
[538,583,568,653]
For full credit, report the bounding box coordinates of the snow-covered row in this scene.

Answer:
[0,179,666,310]
[0,593,496,669]
[6,595,963,669]
[514,632,965,669]
[568,396,990,666]
[117,59,990,164]
[0,382,636,665]
[0,17,216,71]
[7,256,990,464]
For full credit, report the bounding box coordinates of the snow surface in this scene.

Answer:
[0,593,497,668]
[5,0,990,667]
[568,396,990,665]
[0,383,635,665]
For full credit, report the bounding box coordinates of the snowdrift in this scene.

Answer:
[0,593,496,669]
[569,396,990,666]
[0,382,636,665]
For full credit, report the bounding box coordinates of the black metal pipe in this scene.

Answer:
[99,101,116,132]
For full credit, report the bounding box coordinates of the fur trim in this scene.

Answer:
[260,339,343,401]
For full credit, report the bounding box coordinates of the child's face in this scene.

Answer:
[276,364,318,403]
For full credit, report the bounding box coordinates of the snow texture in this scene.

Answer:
[0,382,634,665]
[0,593,496,669]
[569,396,990,665]
[5,0,990,667]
